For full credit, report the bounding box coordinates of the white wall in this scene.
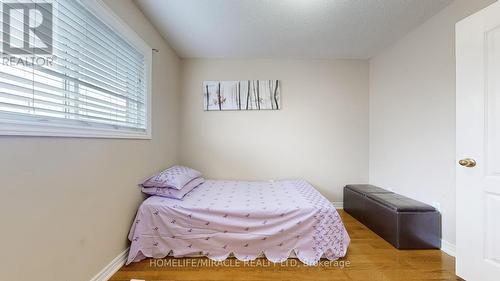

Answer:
[0,1,181,280]
[179,59,369,201]
[369,0,495,246]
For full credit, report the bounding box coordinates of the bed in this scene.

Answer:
[127,179,350,265]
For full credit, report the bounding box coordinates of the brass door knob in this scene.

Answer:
[459,158,476,167]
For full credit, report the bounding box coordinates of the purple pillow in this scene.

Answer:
[142,177,204,199]
[141,165,202,190]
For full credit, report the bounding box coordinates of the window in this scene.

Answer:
[0,0,152,138]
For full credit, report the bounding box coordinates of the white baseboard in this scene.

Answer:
[90,247,129,281]
[332,201,343,209]
[441,240,456,257]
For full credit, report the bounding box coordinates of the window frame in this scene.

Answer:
[0,0,153,139]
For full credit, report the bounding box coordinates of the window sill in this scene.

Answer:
[0,120,151,139]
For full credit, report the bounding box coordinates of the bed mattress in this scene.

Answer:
[127,179,350,265]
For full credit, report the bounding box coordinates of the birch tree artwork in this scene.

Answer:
[203,80,281,111]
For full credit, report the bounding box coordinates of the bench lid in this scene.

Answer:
[345,184,393,194]
[366,193,436,212]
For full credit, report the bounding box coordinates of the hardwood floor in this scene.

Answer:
[110,210,460,281]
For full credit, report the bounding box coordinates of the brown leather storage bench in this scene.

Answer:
[344,184,441,249]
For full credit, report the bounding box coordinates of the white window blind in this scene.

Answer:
[0,0,152,138]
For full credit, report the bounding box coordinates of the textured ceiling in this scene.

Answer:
[135,0,453,59]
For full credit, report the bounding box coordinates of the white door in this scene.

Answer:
[456,2,500,280]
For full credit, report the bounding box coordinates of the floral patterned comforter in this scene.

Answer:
[127,179,350,265]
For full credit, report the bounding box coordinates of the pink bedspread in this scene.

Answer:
[127,179,350,265]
